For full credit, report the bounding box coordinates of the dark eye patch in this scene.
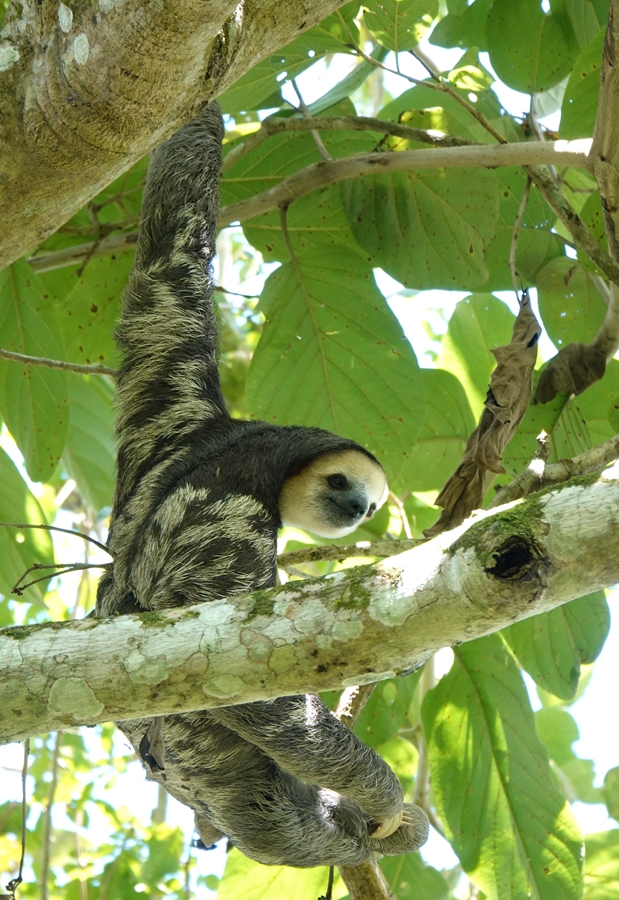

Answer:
[327,474,348,490]
[367,503,376,517]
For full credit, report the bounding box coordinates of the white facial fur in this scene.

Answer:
[279,449,388,538]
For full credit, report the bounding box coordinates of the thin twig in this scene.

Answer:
[489,432,619,507]
[410,659,444,837]
[389,491,412,539]
[0,522,111,555]
[221,114,475,174]
[4,740,29,899]
[40,733,62,900]
[12,562,110,596]
[278,538,419,567]
[509,176,532,294]
[0,347,117,377]
[291,80,332,161]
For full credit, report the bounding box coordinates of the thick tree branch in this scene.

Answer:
[0,0,348,271]
[2,472,619,745]
[591,0,619,262]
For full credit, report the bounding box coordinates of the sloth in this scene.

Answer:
[95,102,429,867]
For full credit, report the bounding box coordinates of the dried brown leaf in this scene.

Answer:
[425,292,540,537]
[534,342,607,405]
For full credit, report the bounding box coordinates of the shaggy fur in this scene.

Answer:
[95,104,428,867]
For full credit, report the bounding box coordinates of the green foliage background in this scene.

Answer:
[1,0,618,898]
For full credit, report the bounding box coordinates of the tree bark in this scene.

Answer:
[2,471,619,745]
[0,0,345,270]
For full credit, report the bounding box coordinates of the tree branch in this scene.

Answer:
[2,472,619,745]
[0,0,350,271]
[0,347,117,377]
[27,139,592,273]
[489,432,619,507]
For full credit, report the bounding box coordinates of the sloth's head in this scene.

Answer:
[279,449,388,538]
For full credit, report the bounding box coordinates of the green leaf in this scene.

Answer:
[565,0,608,47]
[500,362,619,478]
[142,824,184,886]
[537,258,606,349]
[560,29,604,138]
[422,634,583,900]
[488,0,579,93]
[57,253,132,367]
[478,168,560,292]
[217,848,335,900]
[504,592,610,700]
[438,294,516,417]
[364,0,439,51]
[430,0,492,50]
[378,83,506,143]
[246,250,425,484]
[341,168,499,291]
[577,191,608,274]
[307,47,390,115]
[354,671,422,749]
[0,260,69,481]
[219,9,359,114]
[223,125,381,261]
[534,707,601,804]
[380,850,452,899]
[403,367,476,490]
[61,375,116,513]
[602,767,619,822]
[584,831,619,900]
[0,446,53,607]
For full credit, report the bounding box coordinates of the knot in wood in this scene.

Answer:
[485,535,541,582]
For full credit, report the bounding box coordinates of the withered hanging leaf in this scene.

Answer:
[534,342,606,405]
[425,292,540,537]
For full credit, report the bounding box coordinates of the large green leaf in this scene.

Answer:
[354,671,422,749]
[219,7,359,114]
[223,124,380,261]
[217,848,340,900]
[57,253,132,367]
[430,0,492,50]
[403,367,475,491]
[422,634,583,900]
[565,0,608,48]
[341,168,499,291]
[246,250,425,484]
[584,831,619,900]
[501,360,619,478]
[142,824,184,887]
[0,259,69,481]
[379,83,505,141]
[364,0,438,51]
[534,707,601,804]
[477,168,560,292]
[602,767,619,821]
[438,294,516,417]
[537,258,607,349]
[560,29,604,139]
[577,191,608,274]
[61,375,116,513]
[0,445,53,607]
[504,592,610,701]
[380,851,452,900]
[488,0,579,93]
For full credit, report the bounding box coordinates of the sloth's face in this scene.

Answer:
[278,449,388,538]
